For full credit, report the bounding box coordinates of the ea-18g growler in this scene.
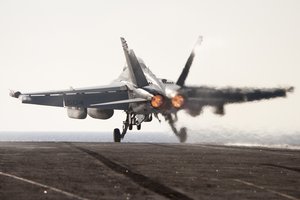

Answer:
[10,37,293,142]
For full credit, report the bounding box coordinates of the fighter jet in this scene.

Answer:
[10,37,294,142]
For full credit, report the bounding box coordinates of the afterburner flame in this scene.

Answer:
[171,94,185,109]
[151,95,164,108]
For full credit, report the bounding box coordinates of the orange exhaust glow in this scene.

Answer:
[151,95,164,108]
[171,94,185,109]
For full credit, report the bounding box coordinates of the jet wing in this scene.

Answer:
[181,86,293,116]
[10,82,137,110]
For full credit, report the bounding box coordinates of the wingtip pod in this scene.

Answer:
[120,37,128,50]
[286,86,294,93]
[9,90,21,98]
[196,35,203,47]
[191,36,203,55]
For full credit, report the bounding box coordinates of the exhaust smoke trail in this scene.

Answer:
[168,36,294,143]
[164,86,294,143]
[181,86,294,117]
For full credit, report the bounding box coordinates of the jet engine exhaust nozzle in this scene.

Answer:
[151,94,164,109]
[171,94,185,109]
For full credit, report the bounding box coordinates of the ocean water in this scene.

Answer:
[0,130,299,149]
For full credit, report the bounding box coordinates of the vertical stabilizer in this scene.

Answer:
[121,37,149,88]
[176,36,203,87]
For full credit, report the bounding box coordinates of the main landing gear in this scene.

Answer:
[113,128,121,142]
[113,113,152,142]
[164,113,187,143]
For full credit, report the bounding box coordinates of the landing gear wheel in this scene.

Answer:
[149,114,152,121]
[113,128,121,143]
[178,127,187,143]
[137,124,141,130]
[129,124,133,130]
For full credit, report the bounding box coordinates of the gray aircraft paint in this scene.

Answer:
[10,37,293,142]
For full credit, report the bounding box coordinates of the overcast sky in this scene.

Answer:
[0,0,299,135]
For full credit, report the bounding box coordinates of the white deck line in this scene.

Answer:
[233,179,299,200]
[0,171,90,200]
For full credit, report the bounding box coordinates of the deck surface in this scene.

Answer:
[0,142,299,200]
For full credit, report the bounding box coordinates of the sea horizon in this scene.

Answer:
[1,130,299,149]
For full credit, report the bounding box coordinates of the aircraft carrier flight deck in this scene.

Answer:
[0,142,299,200]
